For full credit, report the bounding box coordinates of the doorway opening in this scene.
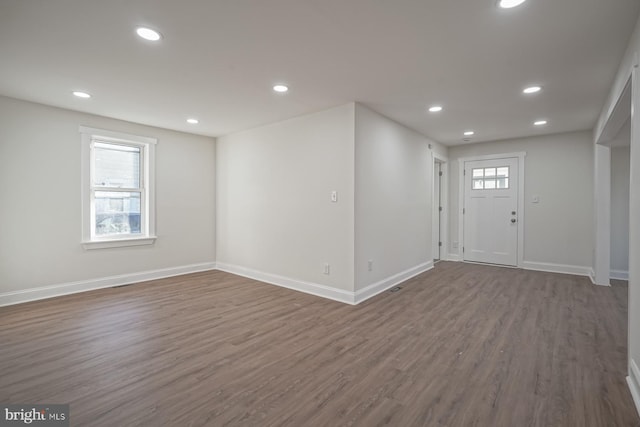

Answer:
[432,155,448,263]
[594,76,632,286]
[434,161,442,262]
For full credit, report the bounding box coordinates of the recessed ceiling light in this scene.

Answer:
[187,118,199,124]
[273,84,289,93]
[498,0,527,9]
[428,106,443,113]
[464,131,475,136]
[534,120,548,126]
[523,86,542,94]
[73,91,91,99]
[136,27,162,41]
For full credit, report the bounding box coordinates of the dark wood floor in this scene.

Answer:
[1,262,639,426]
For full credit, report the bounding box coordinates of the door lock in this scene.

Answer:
[511,218,517,223]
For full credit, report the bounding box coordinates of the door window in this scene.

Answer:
[472,166,509,190]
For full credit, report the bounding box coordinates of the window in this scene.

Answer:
[472,166,509,190]
[80,126,156,249]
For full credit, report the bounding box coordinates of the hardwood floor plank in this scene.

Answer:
[1,262,639,426]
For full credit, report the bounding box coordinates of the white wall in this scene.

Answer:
[448,131,594,273]
[0,99,445,306]
[597,14,640,413]
[216,104,355,294]
[611,146,630,276]
[630,66,640,416]
[354,104,443,292]
[0,96,216,301]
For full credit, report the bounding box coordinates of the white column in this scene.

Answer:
[627,65,640,402]
[593,143,611,286]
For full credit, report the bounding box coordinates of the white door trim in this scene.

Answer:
[432,161,440,260]
[433,153,448,261]
[457,152,526,268]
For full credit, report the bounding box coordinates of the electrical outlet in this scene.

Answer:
[368,260,373,271]
[323,263,330,275]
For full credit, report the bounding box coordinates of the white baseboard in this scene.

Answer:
[447,253,461,261]
[628,358,640,418]
[0,262,217,307]
[611,269,629,280]
[354,261,434,304]
[215,262,356,305]
[520,261,593,278]
[215,261,435,305]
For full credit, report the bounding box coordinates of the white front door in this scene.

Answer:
[463,157,519,266]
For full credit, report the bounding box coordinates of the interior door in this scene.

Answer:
[433,162,441,261]
[463,157,518,266]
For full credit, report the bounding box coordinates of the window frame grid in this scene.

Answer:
[90,138,146,240]
[472,166,510,190]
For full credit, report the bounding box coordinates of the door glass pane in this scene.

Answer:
[94,191,141,236]
[472,168,484,178]
[472,179,484,190]
[94,142,140,188]
[497,178,509,189]
[497,167,509,178]
[484,179,496,189]
[484,167,496,177]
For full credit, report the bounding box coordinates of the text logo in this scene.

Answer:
[1,405,69,427]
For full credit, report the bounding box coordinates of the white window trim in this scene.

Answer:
[80,126,157,250]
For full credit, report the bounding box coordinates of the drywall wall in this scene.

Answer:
[216,104,355,295]
[354,104,443,292]
[630,67,640,416]
[448,131,594,273]
[611,146,630,276]
[0,96,216,301]
[598,14,640,413]
[595,20,639,144]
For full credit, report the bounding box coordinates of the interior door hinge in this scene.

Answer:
[439,206,443,212]
[439,171,443,176]
[463,247,465,253]
[463,208,465,214]
[439,242,442,247]
[464,169,466,176]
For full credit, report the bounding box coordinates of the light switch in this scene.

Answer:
[331,191,338,202]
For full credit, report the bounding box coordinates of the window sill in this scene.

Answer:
[82,236,157,250]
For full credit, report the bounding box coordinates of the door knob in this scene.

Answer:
[511,218,517,223]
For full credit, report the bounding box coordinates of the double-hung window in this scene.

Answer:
[80,126,157,249]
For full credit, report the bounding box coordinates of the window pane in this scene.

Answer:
[484,179,496,189]
[94,142,140,188]
[472,168,484,178]
[497,178,509,189]
[497,167,509,178]
[95,191,141,236]
[484,167,496,177]
[472,179,484,190]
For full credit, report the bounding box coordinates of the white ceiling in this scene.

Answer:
[1,0,639,145]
